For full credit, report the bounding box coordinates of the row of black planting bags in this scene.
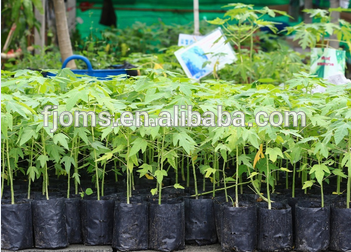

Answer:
[1,195,351,252]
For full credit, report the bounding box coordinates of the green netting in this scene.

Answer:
[76,0,290,40]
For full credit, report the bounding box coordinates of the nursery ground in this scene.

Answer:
[1,244,337,252]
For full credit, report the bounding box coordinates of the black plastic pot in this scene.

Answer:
[65,198,82,244]
[112,201,148,251]
[295,201,330,252]
[184,198,217,245]
[149,199,185,252]
[213,196,225,244]
[32,198,68,248]
[221,202,257,252]
[330,203,351,252]
[257,202,293,251]
[1,201,34,250]
[81,199,114,245]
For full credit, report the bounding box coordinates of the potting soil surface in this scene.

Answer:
[0,244,336,252]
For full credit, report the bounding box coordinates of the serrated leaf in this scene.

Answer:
[72,172,80,184]
[155,170,167,185]
[61,156,75,173]
[53,133,69,150]
[332,168,347,178]
[302,180,315,190]
[37,155,49,168]
[266,147,284,163]
[129,137,148,157]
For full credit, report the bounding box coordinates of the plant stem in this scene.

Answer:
[347,133,351,208]
[181,153,185,181]
[158,128,166,205]
[27,139,34,199]
[74,138,79,194]
[41,130,49,200]
[67,139,75,199]
[101,135,109,197]
[321,181,324,208]
[192,157,198,199]
[1,142,5,199]
[292,162,296,198]
[193,181,251,197]
[235,146,239,207]
[266,142,271,210]
[187,157,190,187]
[91,126,100,201]
[175,156,178,184]
[222,157,228,203]
[126,134,131,204]
[6,139,14,204]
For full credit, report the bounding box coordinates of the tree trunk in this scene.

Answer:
[329,0,340,49]
[53,0,76,69]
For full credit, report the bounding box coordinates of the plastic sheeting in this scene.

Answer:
[330,205,351,252]
[221,203,257,252]
[32,198,68,249]
[81,199,114,245]
[149,200,185,252]
[112,202,149,251]
[295,201,330,252]
[184,198,217,245]
[1,202,34,250]
[257,202,293,251]
[65,198,82,244]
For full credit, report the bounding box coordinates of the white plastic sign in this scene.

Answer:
[175,28,236,80]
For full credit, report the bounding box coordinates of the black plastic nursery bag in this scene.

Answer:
[1,201,34,250]
[32,198,68,248]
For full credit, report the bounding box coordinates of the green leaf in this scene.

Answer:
[101,127,113,141]
[199,165,212,174]
[155,170,168,185]
[173,131,196,155]
[61,156,75,173]
[129,137,148,157]
[174,183,185,189]
[74,128,90,144]
[310,164,330,185]
[204,168,217,178]
[53,133,69,150]
[266,147,284,163]
[207,17,228,25]
[12,0,22,22]
[137,163,153,178]
[85,188,93,195]
[280,167,292,172]
[334,123,351,145]
[248,171,259,179]
[225,177,236,182]
[37,155,49,168]
[72,172,81,185]
[27,166,39,182]
[19,128,37,146]
[96,152,113,162]
[302,180,315,190]
[332,169,347,178]
[32,0,44,13]
[151,188,157,195]
[23,0,34,27]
